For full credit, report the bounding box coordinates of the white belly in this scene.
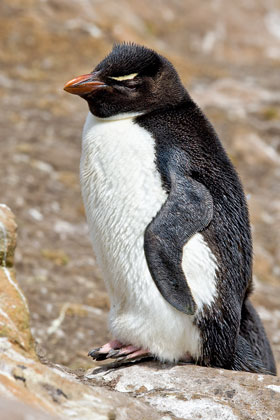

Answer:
[80,112,217,361]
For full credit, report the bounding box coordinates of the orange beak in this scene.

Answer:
[63,73,107,95]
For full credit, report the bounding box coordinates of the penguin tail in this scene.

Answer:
[232,335,276,376]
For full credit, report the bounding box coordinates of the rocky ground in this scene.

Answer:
[0,0,280,418]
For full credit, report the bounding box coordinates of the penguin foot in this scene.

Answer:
[107,347,151,362]
[88,340,151,362]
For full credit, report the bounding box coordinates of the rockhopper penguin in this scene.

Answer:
[64,43,276,375]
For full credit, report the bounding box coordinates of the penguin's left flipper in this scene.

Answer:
[144,170,213,315]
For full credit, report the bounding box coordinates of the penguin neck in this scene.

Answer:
[89,110,145,122]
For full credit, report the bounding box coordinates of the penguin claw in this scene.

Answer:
[127,349,150,359]
[120,348,152,363]
[88,348,108,361]
[88,347,101,357]
[105,349,152,364]
[106,349,121,359]
[106,345,139,359]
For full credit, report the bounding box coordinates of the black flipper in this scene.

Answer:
[144,170,213,315]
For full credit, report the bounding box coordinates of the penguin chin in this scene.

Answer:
[84,97,117,119]
[88,106,109,119]
[88,103,145,120]
[92,111,145,121]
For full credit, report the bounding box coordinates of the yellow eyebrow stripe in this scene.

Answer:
[109,73,138,81]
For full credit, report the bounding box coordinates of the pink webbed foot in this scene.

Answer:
[88,340,152,362]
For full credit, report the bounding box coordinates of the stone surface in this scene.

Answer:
[0,337,161,420]
[0,205,160,419]
[0,336,162,420]
[87,361,280,420]
[0,205,35,356]
[0,396,58,420]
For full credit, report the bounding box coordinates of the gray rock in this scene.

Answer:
[0,396,59,420]
[86,361,280,420]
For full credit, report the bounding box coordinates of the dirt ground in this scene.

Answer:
[0,0,280,372]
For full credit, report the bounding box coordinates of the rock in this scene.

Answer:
[86,361,280,420]
[0,204,17,267]
[0,204,35,355]
[0,205,160,419]
[0,337,160,419]
[0,396,59,420]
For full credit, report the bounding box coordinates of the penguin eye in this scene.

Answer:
[108,73,138,81]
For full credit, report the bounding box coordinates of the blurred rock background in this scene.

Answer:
[0,0,279,372]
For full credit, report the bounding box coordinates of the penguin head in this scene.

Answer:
[64,43,187,118]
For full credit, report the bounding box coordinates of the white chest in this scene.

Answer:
[80,113,167,290]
